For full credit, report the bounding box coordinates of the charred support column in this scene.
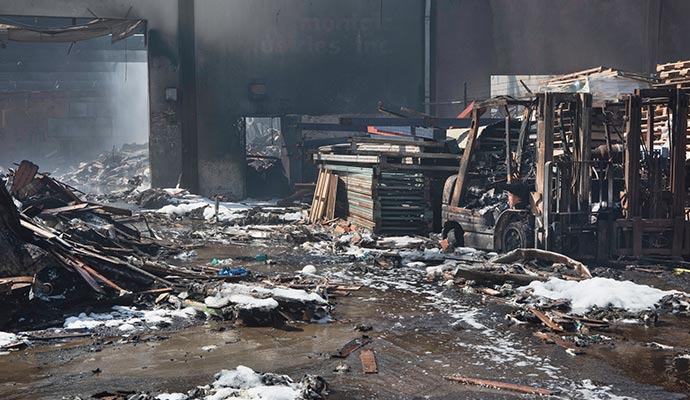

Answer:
[671,89,688,219]
[178,0,199,192]
[624,92,642,218]
[451,108,482,207]
[536,93,554,196]
[281,116,304,185]
[577,93,592,210]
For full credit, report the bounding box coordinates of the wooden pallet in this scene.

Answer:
[309,169,338,223]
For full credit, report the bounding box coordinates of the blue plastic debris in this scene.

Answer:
[217,267,248,277]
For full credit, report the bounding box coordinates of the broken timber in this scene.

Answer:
[529,308,564,332]
[332,336,371,358]
[360,349,378,374]
[444,375,556,396]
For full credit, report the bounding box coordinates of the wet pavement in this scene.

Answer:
[1,242,689,399]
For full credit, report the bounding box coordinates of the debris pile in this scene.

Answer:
[59,143,150,194]
[89,365,327,400]
[3,160,172,305]
[203,282,332,326]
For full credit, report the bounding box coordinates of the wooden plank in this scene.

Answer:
[633,217,643,257]
[529,308,564,332]
[325,173,338,220]
[444,375,556,396]
[313,153,380,163]
[39,203,92,215]
[360,349,378,374]
[309,170,326,224]
[533,332,581,352]
[351,136,445,148]
[315,171,330,221]
[451,108,482,207]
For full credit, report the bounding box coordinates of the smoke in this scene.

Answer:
[109,61,149,147]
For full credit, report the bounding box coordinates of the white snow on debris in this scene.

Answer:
[206,366,299,400]
[377,236,426,248]
[560,379,637,400]
[157,201,208,216]
[0,332,19,347]
[156,394,188,400]
[520,277,679,314]
[63,306,198,331]
[156,197,251,223]
[205,283,327,310]
[280,211,306,222]
[228,294,279,310]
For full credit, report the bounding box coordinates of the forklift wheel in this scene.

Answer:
[502,221,533,252]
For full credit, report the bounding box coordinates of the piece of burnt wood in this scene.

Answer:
[454,265,547,286]
[332,336,372,358]
[549,310,608,327]
[529,308,564,332]
[451,108,483,207]
[491,248,592,278]
[39,203,94,215]
[10,160,39,195]
[444,375,556,395]
[360,349,378,374]
[533,332,581,353]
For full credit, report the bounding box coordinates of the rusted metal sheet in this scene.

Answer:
[360,349,378,374]
[332,336,371,358]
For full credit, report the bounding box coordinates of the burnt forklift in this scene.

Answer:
[442,90,690,260]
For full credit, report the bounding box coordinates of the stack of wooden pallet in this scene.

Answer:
[656,60,690,89]
[648,60,690,155]
[544,66,655,88]
[313,137,457,234]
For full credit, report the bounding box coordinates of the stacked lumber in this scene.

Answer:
[544,66,657,87]
[656,60,690,89]
[650,60,690,155]
[314,136,462,172]
[309,169,338,223]
[313,136,444,234]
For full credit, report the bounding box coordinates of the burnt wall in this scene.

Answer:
[193,0,425,197]
[1,0,425,198]
[433,0,690,116]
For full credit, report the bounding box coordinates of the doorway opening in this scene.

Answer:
[0,15,148,189]
[243,116,291,199]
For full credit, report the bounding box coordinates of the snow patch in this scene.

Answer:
[63,306,198,332]
[0,332,19,347]
[156,394,188,400]
[520,277,679,314]
[204,283,327,310]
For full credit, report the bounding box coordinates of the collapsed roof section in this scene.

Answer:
[0,18,144,43]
